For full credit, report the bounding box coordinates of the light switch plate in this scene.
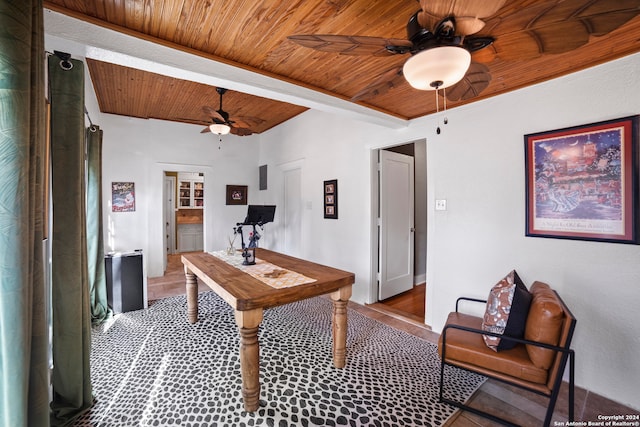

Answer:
[435,199,447,211]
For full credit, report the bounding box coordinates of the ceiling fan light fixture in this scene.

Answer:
[209,123,231,135]
[403,46,471,90]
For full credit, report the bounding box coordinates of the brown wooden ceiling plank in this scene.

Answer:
[153,0,182,40]
[86,58,308,133]
[101,0,124,25]
[228,0,307,66]
[46,0,640,123]
[58,0,93,15]
[124,0,146,31]
[206,0,269,61]
[44,1,387,116]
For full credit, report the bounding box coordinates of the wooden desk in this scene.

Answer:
[181,249,355,412]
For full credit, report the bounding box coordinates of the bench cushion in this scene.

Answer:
[525,282,565,369]
[440,312,549,385]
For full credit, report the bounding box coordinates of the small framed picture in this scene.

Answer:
[325,182,335,194]
[226,185,248,205]
[111,182,135,212]
[324,179,338,219]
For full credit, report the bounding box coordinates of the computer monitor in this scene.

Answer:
[243,205,276,225]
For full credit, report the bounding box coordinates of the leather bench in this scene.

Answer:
[438,281,576,426]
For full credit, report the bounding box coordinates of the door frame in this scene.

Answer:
[378,149,415,300]
[150,162,211,279]
[163,174,177,263]
[369,139,427,305]
[277,158,304,257]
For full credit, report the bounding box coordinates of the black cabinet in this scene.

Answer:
[105,250,144,313]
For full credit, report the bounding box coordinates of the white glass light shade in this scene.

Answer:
[402,46,471,90]
[209,123,231,135]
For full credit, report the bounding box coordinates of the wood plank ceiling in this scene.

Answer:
[44,0,640,134]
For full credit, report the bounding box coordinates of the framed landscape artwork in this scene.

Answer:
[524,115,639,244]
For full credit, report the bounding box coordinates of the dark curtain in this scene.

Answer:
[86,125,111,324]
[48,55,93,426]
[0,1,50,426]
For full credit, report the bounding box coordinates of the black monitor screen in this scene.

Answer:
[243,205,276,225]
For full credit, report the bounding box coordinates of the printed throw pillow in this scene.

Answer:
[482,270,532,352]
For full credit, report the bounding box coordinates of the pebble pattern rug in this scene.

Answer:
[73,291,485,427]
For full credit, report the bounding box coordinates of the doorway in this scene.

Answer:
[163,171,205,273]
[164,175,176,255]
[372,140,427,323]
[282,166,302,256]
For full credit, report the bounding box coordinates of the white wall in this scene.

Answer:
[423,54,640,409]
[255,54,640,410]
[97,113,260,277]
[86,51,639,409]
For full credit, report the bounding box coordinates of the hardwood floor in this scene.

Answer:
[373,283,426,325]
[147,252,210,301]
[148,254,637,426]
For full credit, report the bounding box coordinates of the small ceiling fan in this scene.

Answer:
[288,0,640,103]
[201,87,264,136]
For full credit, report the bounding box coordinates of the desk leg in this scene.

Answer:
[330,285,353,369]
[235,309,264,412]
[185,267,198,324]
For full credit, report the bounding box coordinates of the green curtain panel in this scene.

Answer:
[0,1,50,426]
[86,125,111,325]
[48,56,93,425]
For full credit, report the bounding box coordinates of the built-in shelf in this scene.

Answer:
[178,172,204,208]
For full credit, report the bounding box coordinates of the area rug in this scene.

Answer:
[73,291,485,426]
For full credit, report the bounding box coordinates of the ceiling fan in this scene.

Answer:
[201,87,264,136]
[288,0,640,103]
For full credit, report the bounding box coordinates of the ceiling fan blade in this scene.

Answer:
[418,0,508,35]
[484,0,640,60]
[229,116,265,129]
[470,44,497,63]
[230,127,253,136]
[419,0,508,19]
[351,66,405,102]
[288,34,412,56]
[417,12,487,35]
[445,62,491,102]
[202,106,226,122]
[200,126,211,134]
[575,0,640,36]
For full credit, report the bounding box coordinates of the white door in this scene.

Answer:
[283,168,302,256]
[379,150,415,300]
[163,175,176,271]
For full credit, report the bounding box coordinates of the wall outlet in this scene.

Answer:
[435,199,447,211]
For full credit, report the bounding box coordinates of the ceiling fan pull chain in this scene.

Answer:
[443,88,448,126]
[435,89,441,134]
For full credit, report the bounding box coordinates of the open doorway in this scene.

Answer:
[370,139,427,325]
[163,171,205,272]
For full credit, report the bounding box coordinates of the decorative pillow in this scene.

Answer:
[482,270,532,352]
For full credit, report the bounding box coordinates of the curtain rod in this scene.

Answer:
[84,106,95,130]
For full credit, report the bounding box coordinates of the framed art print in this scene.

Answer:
[111,182,136,212]
[324,179,338,219]
[226,185,248,205]
[524,115,639,244]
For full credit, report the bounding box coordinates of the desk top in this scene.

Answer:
[182,249,355,311]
